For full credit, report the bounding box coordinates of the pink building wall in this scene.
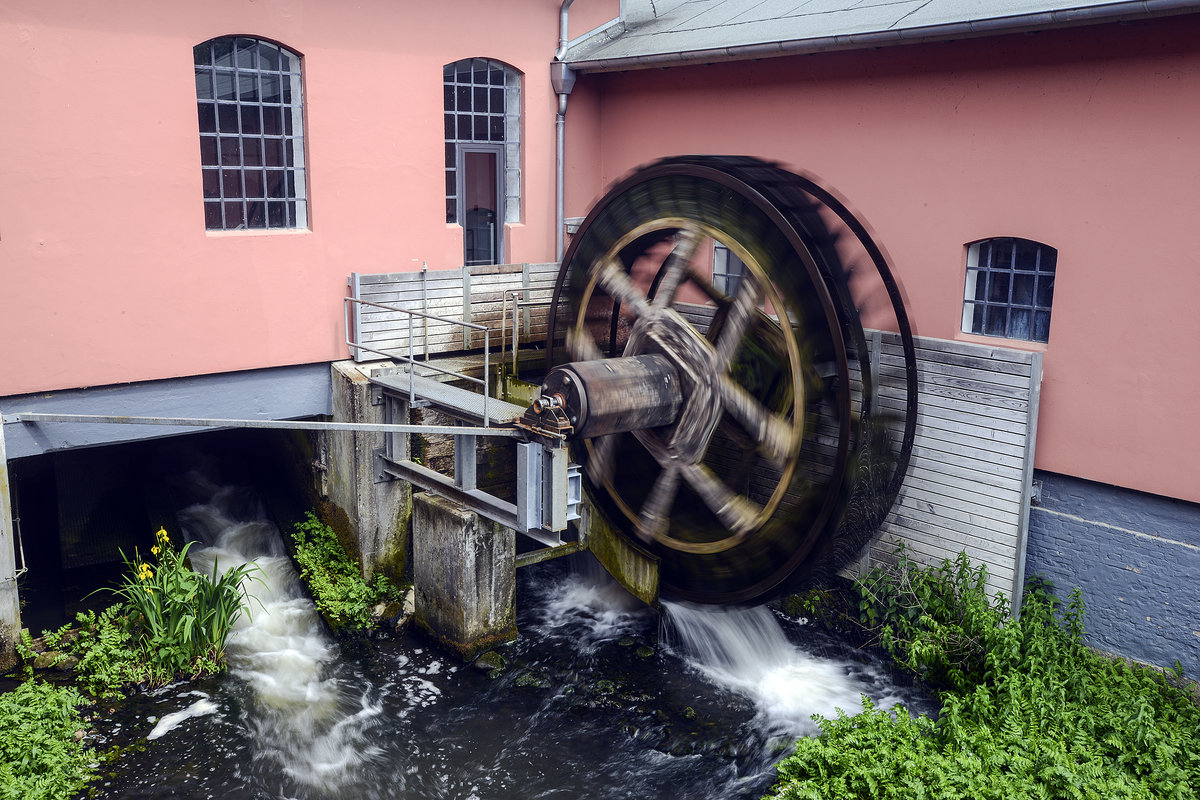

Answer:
[0,0,571,397]
[3,2,1196,504]
[566,17,1200,504]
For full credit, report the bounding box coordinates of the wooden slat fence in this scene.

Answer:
[862,332,1042,609]
[347,263,560,362]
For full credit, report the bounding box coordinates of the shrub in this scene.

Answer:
[855,547,1003,692]
[289,511,400,634]
[767,549,1200,800]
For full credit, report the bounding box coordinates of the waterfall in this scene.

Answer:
[663,601,903,737]
[163,475,382,792]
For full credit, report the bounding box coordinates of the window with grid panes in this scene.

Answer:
[443,58,521,227]
[194,37,307,230]
[962,237,1056,343]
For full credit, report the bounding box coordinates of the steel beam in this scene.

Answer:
[4,412,521,438]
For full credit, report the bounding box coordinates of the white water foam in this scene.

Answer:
[664,601,904,737]
[174,478,383,792]
[147,696,219,740]
[531,561,652,648]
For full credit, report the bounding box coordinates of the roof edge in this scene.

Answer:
[564,0,1200,73]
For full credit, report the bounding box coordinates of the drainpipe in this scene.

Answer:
[552,0,578,263]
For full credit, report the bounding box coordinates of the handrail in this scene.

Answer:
[344,297,492,426]
[501,291,555,380]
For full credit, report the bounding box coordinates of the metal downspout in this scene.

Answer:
[553,0,577,262]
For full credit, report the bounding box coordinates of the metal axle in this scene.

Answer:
[532,354,682,440]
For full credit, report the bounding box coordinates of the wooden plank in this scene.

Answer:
[356,270,459,285]
[882,352,1033,389]
[905,452,1024,496]
[468,263,525,276]
[889,494,1020,541]
[899,471,1024,512]
[883,376,1032,414]
[882,364,1035,403]
[900,343,1036,375]
[359,286,466,303]
[870,530,1016,584]
[880,510,1017,562]
[907,435,1025,475]
[877,388,1029,428]
[893,332,1039,365]
[907,413,1029,453]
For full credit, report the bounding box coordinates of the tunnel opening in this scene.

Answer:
[11,426,314,636]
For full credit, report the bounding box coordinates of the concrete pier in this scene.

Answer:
[412,491,516,660]
[323,361,411,582]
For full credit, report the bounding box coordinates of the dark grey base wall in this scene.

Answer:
[1024,471,1200,675]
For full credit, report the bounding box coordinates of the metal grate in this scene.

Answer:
[195,36,308,231]
[962,237,1056,343]
[443,58,521,226]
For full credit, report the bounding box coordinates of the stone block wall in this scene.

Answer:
[1024,471,1200,675]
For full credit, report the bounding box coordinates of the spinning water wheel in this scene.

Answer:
[539,157,918,605]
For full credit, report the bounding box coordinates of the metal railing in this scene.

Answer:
[500,289,556,380]
[344,297,493,425]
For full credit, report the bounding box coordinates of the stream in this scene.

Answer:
[83,473,929,800]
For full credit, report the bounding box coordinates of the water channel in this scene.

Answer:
[82,470,930,800]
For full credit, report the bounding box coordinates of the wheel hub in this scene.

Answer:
[623,308,722,467]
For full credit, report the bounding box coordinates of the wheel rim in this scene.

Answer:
[549,157,915,605]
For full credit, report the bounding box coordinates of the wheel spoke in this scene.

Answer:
[635,463,680,543]
[651,229,701,309]
[596,257,650,317]
[717,374,794,467]
[585,434,619,484]
[679,461,760,535]
[713,273,763,367]
[566,327,604,362]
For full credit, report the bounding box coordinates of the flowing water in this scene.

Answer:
[85,474,929,800]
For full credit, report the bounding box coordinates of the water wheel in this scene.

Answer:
[545,156,918,605]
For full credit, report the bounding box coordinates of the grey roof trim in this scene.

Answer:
[565,0,1200,73]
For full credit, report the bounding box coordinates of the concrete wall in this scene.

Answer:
[567,16,1200,505]
[1025,471,1200,675]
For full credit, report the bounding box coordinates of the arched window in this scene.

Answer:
[962,237,1056,342]
[444,58,521,265]
[194,36,308,230]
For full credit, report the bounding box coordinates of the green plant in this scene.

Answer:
[780,587,843,629]
[290,511,400,634]
[19,527,260,697]
[766,552,1200,800]
[0,679,96,799]
[855,546,1002,691]
[109,526,260,680]
[67,606,164,698]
